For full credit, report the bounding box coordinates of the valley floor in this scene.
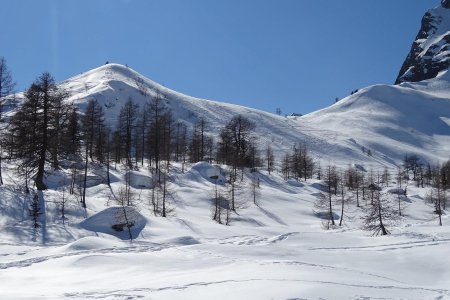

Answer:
[1,161,450,299]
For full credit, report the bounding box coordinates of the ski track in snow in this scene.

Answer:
[0,233,295,270]
[307,238,450,252]
[0,242,169,270]
[4,233,444,281]
[63,279,449,299]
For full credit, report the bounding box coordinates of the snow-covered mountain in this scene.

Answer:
[3,3,450,299]
[5,0,449,170]
[57,66,450,167]
[33,63,377,167]
[7,58,449,170]
[396,0,450,84]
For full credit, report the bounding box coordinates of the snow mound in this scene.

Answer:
[79,206,146,240]
[125,170,152,189]
[163,236,201,246]
[388,188,406,195]
[75,174,104,188]
[62,236,125,251]
[187,162,227,184]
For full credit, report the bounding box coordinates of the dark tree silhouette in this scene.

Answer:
[146,91,169,173]
[9,73,71,190]
[218,115,256,178]
[362,192,398,236]
[265,144,274,174]
[315,165,338,228]
[426,177,448,226]
[81,99,105,208]
[0,57,16,185]
[29,194,41,229]
[117,97,139,169]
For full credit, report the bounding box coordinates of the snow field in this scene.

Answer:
[1,160,450,299]
[1,35,450,297]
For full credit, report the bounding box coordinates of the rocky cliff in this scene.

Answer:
[395,0,450,84]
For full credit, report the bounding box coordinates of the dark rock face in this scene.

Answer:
[395,5,450,84]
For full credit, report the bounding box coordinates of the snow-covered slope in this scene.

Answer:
[3,2,450,298]
[31,63,380,167]
[300,75,450,165]
[1,159,450,299]
[3,65,450,298]
[299,0,450,166]
[9,61,450,170]
[66,63,296,137]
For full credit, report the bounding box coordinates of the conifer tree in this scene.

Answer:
[117,97,139,169]
[9,73,70,190]
[80,99,105,208]
[0,57,16,185]
[146,91,168,173]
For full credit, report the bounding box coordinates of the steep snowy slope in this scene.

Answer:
[396,0,450,84]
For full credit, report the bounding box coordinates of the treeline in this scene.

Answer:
[0,71,274,205]
[312,154,450,235]
[0,68,321,226]
[1,61,449,233]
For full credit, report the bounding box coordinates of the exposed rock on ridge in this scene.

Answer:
[395,2,450,84]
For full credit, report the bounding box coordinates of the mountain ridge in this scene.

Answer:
[47,63,375,167]
[56,61,450,166]
[4,2,450,169]
[5,60,450,169]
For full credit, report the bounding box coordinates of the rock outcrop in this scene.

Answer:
[395,2,450,84]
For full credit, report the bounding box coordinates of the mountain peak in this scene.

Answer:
[97,62,131,72]
[86,63,139,78]
[395,3,450,84]
[61,62,158,92]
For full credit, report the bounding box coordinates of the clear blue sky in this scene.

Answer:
[0,0,438,115]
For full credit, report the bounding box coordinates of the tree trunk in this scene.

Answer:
[328,186,335,225]
[378,197,387,235]
[339,189,344,226]
[213,182,220,222]
[35,149,47,190]
[438,196,442,226]
[25,167,30,194]
[253,182,256,205]
[106,151,111,187]
[356,189,360,207]
[162,172,166,217]
[231,181,235,211]
[151,182,157,216]
[82,146,88,208]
